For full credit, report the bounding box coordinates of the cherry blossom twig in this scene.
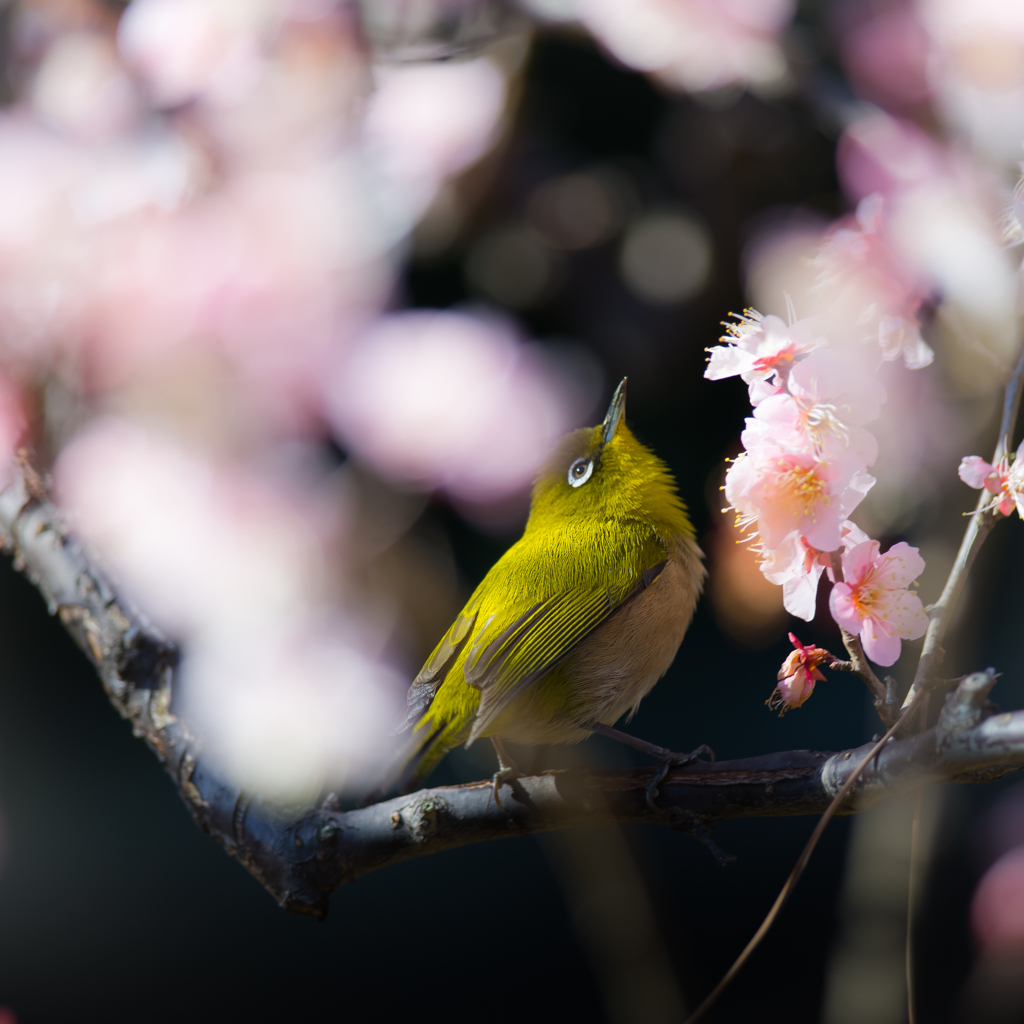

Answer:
[901,336,1024,713]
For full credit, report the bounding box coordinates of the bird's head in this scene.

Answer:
[527,378,694,539]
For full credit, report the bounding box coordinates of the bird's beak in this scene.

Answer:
[600,377,627,448]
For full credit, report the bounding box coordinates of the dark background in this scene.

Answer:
[1,20,1021,1024]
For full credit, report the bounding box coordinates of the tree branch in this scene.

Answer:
[2,472,1023,919]
[902,335,1024,713]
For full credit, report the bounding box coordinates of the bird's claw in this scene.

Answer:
[645,743,715,812]
[491,765,523,810]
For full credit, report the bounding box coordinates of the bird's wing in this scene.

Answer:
[463,543,668,744]
[395,599,480,733]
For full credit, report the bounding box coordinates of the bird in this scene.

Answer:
[390,378,708,807]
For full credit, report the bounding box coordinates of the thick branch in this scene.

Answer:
[1,474,1022,920]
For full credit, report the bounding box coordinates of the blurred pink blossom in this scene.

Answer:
[181,624,405,801]
[576,0,794,93]
[837,114,1015,332]
[118,0,281,108]
[829,540,927,665]
[53,417,403,800]
[32,31,141,140]
[839,4,931,114]
[837,114,945,203]
[959,445,1024,517]
[54,417,325,635]
[972,846,1024,950]
[363,57,508,229]
[813,194,933,369]
[919,0,1024,165]
[327,310,573,503]
[82,161,389,420]
[0,12,395,437]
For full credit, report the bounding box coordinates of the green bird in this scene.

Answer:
[392,379,708,804]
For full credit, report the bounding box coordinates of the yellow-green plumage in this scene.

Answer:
[393,382,705,790]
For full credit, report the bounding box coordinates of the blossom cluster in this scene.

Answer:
[959,446,1024,518]
[0,0,572,803]
[707,195,931,703]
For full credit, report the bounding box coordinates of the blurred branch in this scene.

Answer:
[2,472,1023,919]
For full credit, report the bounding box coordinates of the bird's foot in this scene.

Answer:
[644,743,715,812]
[490,764,524,810]
[490,736,526,810]
[585,723,714,811]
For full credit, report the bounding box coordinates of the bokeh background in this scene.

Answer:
[1,1,1024,1022]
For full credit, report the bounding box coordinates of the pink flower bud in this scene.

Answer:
[768,632,831,714]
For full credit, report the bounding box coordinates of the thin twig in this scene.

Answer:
[902,336,1024,712]
[682,691,927,1024]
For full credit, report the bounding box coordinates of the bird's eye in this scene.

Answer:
[567,457,594,488]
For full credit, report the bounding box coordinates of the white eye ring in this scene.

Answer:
[567,457,594,487]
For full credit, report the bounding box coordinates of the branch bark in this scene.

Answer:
[2,471,1022,920]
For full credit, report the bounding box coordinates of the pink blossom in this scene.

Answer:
[840,5,932,114]
[53,418,405,802]
[760,520,870,621]
[837,114,1015,329]
[769,632,831,712]
[745,350,884,467]
[705,310,822,405]
[725,441,874,552]
[971,846,1024,951]
[829,540,927,666]
[363,58,508,227]
[919,0,1024,166]
[118,0,280,108]
[813,193,933,369]
[575,0,794,94]
[788,348,887,425]
[958,448,1024,517]
[326,311,574,502]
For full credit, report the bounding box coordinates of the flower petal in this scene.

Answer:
[877,541,926,589]
[860,618,901,666]
[959,456,995,489]
[828,581,863,634]
[841,539,881,584]
[783,572,820,621]
[705,344,756,380]
[886,588,928,641]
